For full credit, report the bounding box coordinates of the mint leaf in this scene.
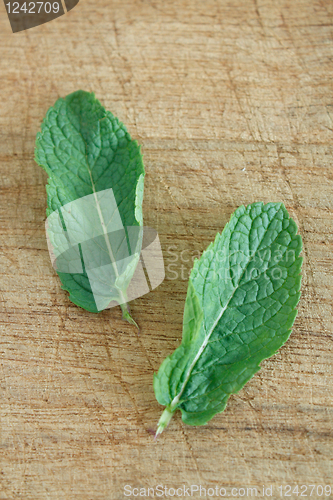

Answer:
[35,90,145,323]
[154,202,303,434]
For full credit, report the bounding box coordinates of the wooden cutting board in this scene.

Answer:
[0,0,332,498]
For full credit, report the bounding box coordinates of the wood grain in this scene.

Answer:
[0,0,332,498]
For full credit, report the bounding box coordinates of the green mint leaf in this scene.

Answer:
[154,202,303,435]
[35,90,145,321]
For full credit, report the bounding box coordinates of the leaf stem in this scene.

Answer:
[155,407,174,438]
[120,302,139,330]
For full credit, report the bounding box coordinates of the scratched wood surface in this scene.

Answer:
[0,0,332,499]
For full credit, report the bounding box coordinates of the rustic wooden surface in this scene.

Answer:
[0,0,332,499]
